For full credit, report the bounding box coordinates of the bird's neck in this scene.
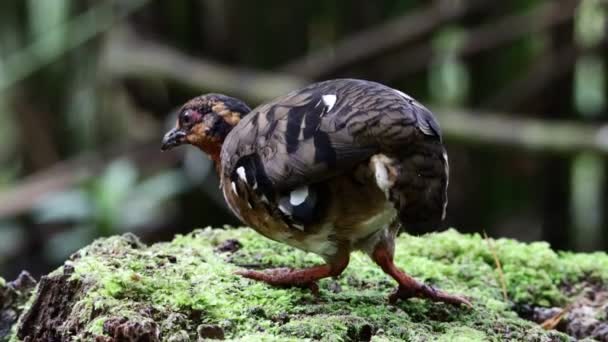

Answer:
[189,117,242,174]
[192,140,223,173]
[210,148,222,175]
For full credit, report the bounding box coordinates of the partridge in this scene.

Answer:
[162,79,470,306]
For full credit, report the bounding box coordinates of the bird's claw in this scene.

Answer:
[389,283,472,308]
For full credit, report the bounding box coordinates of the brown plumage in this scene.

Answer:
[162,79,470,307]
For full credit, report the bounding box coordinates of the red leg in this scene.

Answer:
[235,253,349,293]
[371,242,471,307]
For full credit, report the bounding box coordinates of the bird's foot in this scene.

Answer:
[388,282,472,308]
[235,268,321,295]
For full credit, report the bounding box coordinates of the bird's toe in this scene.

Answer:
[389,283,472,308]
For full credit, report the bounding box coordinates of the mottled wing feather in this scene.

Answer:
[221,79,442,194]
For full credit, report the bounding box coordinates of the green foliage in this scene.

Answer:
[31,159,190,263]
[429,27,470,106]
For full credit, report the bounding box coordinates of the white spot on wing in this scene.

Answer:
[236,166,247,183]
[278,203,291,215]
[222,181,244,222]
[231,182,238,195]
[322,94,337,112]
[292,223,305,231]
[289,186,309,206]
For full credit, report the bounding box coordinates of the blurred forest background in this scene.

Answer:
[0,0,607,280]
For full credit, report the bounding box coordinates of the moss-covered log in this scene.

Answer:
[1,272,36,341]
[5,228,608,341]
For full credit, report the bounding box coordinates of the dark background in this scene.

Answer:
[0,0,606,280]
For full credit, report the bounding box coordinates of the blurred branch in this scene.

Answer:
[103,28,308,104]
[102,30,608,158]
[483,46,578,110]
[0,141,181,218]
[4,19,600,219]
[380,0,580,81]
[0,0,150,93]
[279,0,488,80]
[482,39,608,110]
[436,109,608,155]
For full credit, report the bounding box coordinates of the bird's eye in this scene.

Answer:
[181,111,192,125]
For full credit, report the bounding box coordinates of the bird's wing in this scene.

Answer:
[221,79,441,194]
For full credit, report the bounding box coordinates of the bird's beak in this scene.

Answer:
[161,127,186,151]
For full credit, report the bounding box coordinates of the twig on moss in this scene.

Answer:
[483,232,508,302]
[540,305,570,330]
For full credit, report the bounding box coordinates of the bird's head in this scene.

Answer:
[161,94,251,160]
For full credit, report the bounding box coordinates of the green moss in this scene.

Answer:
[11,227,608,341]
[436,326,487,342]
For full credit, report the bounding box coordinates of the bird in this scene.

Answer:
[161,78,470,307]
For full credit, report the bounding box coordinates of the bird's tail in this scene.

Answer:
[388,139,449,234]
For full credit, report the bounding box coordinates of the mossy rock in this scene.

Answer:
[6,227,608,341]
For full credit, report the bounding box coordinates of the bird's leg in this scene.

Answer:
[371,241,472,307]
[235,252,349,294]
